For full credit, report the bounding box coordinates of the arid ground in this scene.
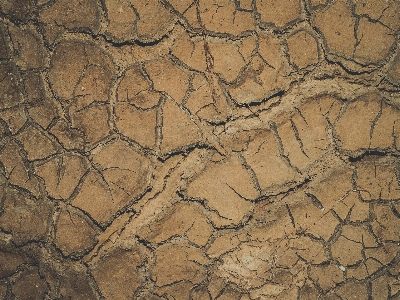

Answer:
[0,0,400,299]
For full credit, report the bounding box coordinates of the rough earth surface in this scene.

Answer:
[0,0,400,299]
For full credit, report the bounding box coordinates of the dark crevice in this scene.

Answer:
[305,192,324,211]
[348,150,397,162]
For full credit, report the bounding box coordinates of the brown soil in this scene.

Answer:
[0,0,400,299]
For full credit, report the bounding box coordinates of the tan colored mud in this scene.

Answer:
[0,0,400,299]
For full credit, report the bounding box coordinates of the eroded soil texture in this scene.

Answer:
[1,0,400,299]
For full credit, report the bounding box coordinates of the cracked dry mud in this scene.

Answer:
[0,0,400,299]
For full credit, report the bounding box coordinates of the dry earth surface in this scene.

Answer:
[0,0,400,299]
